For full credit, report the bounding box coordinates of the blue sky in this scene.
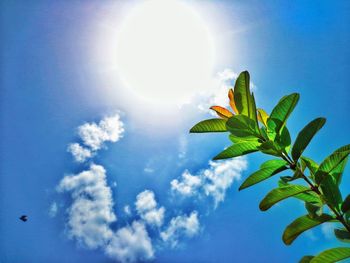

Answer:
[1,1,349,262]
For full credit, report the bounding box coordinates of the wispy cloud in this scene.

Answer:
[171,157,247,207]
[161,211,200,248]
[48,201,58,218]
[321,223,334,239]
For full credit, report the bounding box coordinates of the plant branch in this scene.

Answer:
[283,154,350,233]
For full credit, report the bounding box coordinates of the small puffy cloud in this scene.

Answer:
[67,143,93,163]
[171,157,247,207]
[105,221,154,263]
[77,114,124,151]
[48,201,58,218]
[171,170,202,196]
[57,164,116,249]
[135,190,165,227]
[160,211,200,248]
[135,190,157,212]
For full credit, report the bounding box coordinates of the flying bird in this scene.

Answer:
[19,215,28,222]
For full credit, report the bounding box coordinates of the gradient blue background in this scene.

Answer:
[1,1,349,262]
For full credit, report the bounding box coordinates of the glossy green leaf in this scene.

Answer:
[292,118,326,161]
[249,92,259,128]
[228,134,260,144]
[226,115,260,138]
[213,141,260,160]
[315,144,350,185]
[320,175,342,211]
[278,181,321,203]
[310,247,350,263]
[267,93,300,136]
[190,118,227,133]
[239,159,288,190]
[305,202,323,219]
[295,192,321,204]
[283,214,334,245]
[260,185,311,211]
[341,195,350,213]
[301,156,319,176]
[334,228,350,243]
[299,256,314,263]
[233,71,252,116]
[258,140,281,157]
[275,126,292,153]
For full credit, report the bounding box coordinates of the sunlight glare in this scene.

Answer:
[116,0,215,105]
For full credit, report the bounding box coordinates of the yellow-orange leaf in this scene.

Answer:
[228,89,238,114]
[257,108,269,127]
[210,106,233,119]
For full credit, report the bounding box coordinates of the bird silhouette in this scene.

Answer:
[19,215,28,222]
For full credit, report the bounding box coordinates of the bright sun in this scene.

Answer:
[116,0,215,105]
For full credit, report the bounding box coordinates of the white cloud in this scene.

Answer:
[77,114,124,151]
[171,157,247,207]
[171,170,202,196]
[105,221,154,263]
[57,164,116,249]
[160,211,200,248]
[48,201,58,218]
[135,190,165,227]
[67,143,93,163]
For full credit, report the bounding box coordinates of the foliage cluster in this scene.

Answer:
[190,71,350,262]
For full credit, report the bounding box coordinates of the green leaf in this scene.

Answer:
[258,140,281,157]
[278,180,321,203]
[305,202,323,219]
[341,195,350,213]
[213,141,260,160]
[190,118,227,133]
[259,185,311,211]
[320,175,342,211]
[267,93,300,136]
[299,256,314,263]
[330,144,350,185]
[310,247,350,263]
[315,144,350,185]
[295,192,321,204]
[233,71,252,116]
[275,126,292,153]
[282,214,334,245]
[226,115,260,138]
[334,228,350,243]
[301,156,319,176]
[292,118,326,161]
[229,134,260,144]
[239,159,288,190]
[249,92,259,128]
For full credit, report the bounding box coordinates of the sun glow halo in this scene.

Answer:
[116,0,215,105]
